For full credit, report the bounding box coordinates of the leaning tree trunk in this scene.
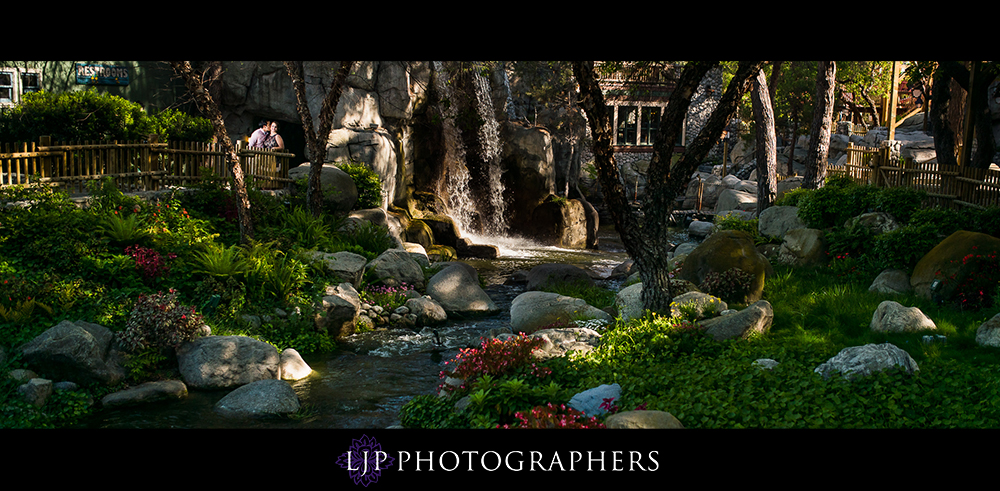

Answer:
[572,60,763,315]
[170,60,254,244]
[753,68,777,215]
[804,61,836,190]
[285,61,355,216]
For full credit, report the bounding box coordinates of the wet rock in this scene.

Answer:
[20,320,126,386]
[101,380,188,409]
[214,379,300,419]
[177,335,280,389]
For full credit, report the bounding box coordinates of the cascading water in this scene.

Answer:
[432,61,509,240]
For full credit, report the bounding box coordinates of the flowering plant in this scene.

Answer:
[937,247,999,310]
[125,244,176,281]
[439,334,546,393]
[118,289,204,352]
[361,282,412,311]
[501,403,605,429]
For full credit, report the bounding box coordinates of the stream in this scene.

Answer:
[76,225,692,429]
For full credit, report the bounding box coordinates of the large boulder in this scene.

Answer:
[604,410,684,429]
[910,230,1000,301]
[813,343,919,381]
[319,282,361,339]
[758,205,806,239]
[510,291,613,335]
[697,300,773,341]
[213,379,300,419]
[503,123,556,237]
[528,327,603,361]
[101,380,188,409]
[845,211,901,235]
[714,188,757,215]
[869,269,912,295]
[870,300,937,333]
[777,228,826,267]
[365,248,426,290]
[176,335,280,389]
[303,250,368,289]
[528,197,588,249]
[425,263,499,316]
[670,291,728,320]
[287,163,358,213]
[403,296,448,326]
[975,312,1000,348]
[678,230,773,303]
[615,280,700,323]
[20,320,126,386]
[526,263,595,291]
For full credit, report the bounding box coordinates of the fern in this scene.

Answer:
[191,243,250,278]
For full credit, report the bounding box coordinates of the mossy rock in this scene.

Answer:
[910,230,1000,301]
[678,230,774,304]
[404,219,435,250]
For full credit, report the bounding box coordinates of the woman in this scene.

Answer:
[262,121,284,150]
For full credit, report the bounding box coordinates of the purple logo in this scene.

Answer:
[336,435,394,486]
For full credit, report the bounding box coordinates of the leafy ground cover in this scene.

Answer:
[0,175,399,428]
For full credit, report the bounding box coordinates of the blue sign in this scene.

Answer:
[75,64,129,86]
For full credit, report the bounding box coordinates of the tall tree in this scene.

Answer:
[283,61,356,216]
[572,60,764,314]
[803,61,836,189]
[752,67,777,215]
[170,60,254,244]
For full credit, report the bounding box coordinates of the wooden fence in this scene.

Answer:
[828,142,1000,210]
[0,136,294,193]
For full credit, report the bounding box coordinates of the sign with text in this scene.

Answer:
[75,64,130,85]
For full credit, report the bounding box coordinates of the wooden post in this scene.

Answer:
[39,136,51,182]
[959,61,978,167]
[888,61,900,141]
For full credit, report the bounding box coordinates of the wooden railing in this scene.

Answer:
[828,142,1000,210]
[0,136,294,193]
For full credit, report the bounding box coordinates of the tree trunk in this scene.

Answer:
[572,60,763,314]
[753,69,777,216]
[284,61,355,216]
[170,60,254,244]
[787,111,799,175]
[803,61,836,189]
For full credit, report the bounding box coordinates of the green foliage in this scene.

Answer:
[281,206,335,250]
[190,243,251,279]
[0,89,212,143]
[872,186,926,225]
[870,223,942,271]
[338,221,395,260]
[774,187,810,207]
[118,289,204,352]
[714,213,770,245]
[537,279,616,310]
[337,161,383,210]
[399,394,465,429]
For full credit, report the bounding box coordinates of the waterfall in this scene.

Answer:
[431,61,508,240]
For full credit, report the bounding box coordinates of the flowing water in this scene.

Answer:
[77,226,695,429]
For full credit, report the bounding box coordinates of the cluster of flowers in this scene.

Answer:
[362,282,412,310]
[118,289,204,352]
[939,247,999,310]
[440,334,545,393]
[500,403,605,429]
[125,244,177,280]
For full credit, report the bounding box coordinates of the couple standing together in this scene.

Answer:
[249,120,284,150]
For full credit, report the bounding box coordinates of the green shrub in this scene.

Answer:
[715,213,768,245]
[337,162,383,210]
[870,223,942,271]
[538,279,616,310]
[0,89,212,143]
[873,186,926,224]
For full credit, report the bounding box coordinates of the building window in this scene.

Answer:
[640,106,660,145]
[617,106,637,146]
[0,67,41,106]
[21,72,40,94]
[0,71,13,104]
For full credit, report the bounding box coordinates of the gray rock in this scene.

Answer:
[304,250,369,289]
[365,248,426,289]
[287,163,358,212]
[604,410,684,429]
[529,327,602,361]
[510,291,612,335]
[614,282,645,323]
[101,380,188,409]
[426,264,498,315]
[279,348,312,381]
[177,335,280,389]
[214,379,300,418]
[814,343,919,380]
[20,320,126,386]
[869,269,912,295]
[758,205,806,239]
[568,383,621,417]
[18,378,53,407]
[320,283,361,338]
[525,263,594,291]
[404,296,448,326]
[870,300,936,333]
[687,220,715,238]
[777,228,826,267]
[670,291,728,320]
[698,300,774,341]
[975,312,1000,348]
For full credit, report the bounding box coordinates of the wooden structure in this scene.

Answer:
[0,136,294,193]
[828,142,1000,210]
